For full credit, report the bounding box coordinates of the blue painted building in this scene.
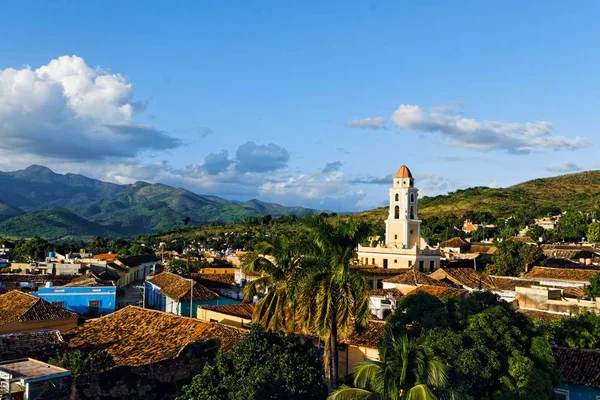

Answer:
[36,286,117,315]
[145,271,236,318]
[554,347,600,400]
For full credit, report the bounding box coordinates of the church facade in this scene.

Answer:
[356,165,441,272]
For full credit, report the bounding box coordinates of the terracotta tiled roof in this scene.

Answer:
[65,306,247,367]
[524,266,600,283]
[369,288,403,301]
[193,274,236,286]
[117,254,159,268]
[395,165,413,179]
[0,291,77,326]
[431,268,495,290]
[357,266,407,276]
[507,236,536,244]
[467,244,497,255]
[489,276,537,291]
[199,304,255,320]
[93,253,117,260]
[405,285,468,299]
[562,286,586,298]
[384,270,449,286]
[554,347,600,388]
[148,272,219,301]
[440,237,468,249]
[517,309,566,322]
[342,320,386,349]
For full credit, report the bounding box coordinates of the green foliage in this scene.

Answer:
[177,325,327,400]
[12,236,51,261]
[87,236,108,254]
[527,224,545,241]
[585,273,600,298]
[387,292,449,338]
[587,222,600,242]
[557,211,588,242]
[388,292,558,400]
[167,259,195,275]
[552,312,600,349]
[49,350,115,376]
[491,241,543,276]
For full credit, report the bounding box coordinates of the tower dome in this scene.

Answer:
[394,165,413,179]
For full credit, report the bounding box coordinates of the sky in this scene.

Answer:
[1,0,599,211]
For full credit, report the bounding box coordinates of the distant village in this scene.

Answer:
[1,165,600,400]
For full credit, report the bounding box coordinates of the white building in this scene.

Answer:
[357,165,441,272]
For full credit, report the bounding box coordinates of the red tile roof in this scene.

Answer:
[356,266,404,276]
[65,306,247,367]
[93,253,117,260]
[524,266,600,283]
[440,237,468,249]
[342,320,386,349]
[199,304,255,320]
[430,268,495,290]
[554,347,600,388]
[148,272,219,301]
[384,270,449,287]
[405,285,468,299]
[0,291,77,326]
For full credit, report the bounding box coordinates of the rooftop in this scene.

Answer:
[0,358,70,382]
[440,237,469,249]
[117,254,159,268]
[342,320,386,349]
[405,285,469,299]
[356,266,407,276]
[92,253,117,260]
[199,304,255,320]
[369,288,403,301]
[524,266,599,283]
[554,347,600,388]
[148,272,219,301]
[394,165,413,179]
[0,330,65,360]
[65,306,247,367]
[0,291,77,326]
[384,270,450,287]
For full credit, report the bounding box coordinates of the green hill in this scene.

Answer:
[0,165,319,238]
[0,208,120,240]
[353,170,600,222]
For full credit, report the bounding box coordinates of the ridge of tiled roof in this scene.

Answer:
[65,306,247,367]
[148,272,219,301]
[199,304,255,320]
[488,276,537,291]
[0,290,77,326]
[440,237,468,248]
[342,320,386,349]
[467,244,497,255]
[432,268,496,290]
[554,347,600,388]
[524,266,600,282]
[405,285,468,299]
[384,270,449,287]
[506,236,536,244]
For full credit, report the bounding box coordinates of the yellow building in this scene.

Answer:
[197,304,254,328]
[357,165,440,274]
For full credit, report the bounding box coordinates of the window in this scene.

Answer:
[372,258,375,264]
[410,193,415,202]
[553,389,569,400]
[52,301,65,308]
[394,205,400,219]
[88,300,100,312]
[419,261,424,272]
[383,259,388,269]
[429,260,435,272]
[395,193,399,201]
[410,205,415,219]
[394,259,397,263]
[394,234,397,239]
[408,260,412,268]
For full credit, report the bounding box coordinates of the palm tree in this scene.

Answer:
[328,328,455,400]
[293,217,372,390]
[242,238,304,333]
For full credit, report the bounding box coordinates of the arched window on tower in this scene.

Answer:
[394,205,400,219]
[395,193,399,201]
[410,193,415,203]
[410,205,415,219]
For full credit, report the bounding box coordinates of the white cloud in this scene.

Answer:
[545,162,583,173]
[322,161,343,174]
[0,55,180,160]
[345,117,386,130]
[391,104,588,154]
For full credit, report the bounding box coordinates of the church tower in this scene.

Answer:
[385,165,420,249]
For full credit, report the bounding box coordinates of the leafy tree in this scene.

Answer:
[167,259,194,275]
[49,349,114,376]
[293,217,371,390]
[585,273,600,298]
[587,222,600,243]
[329,328,455,400]
[108,238,130,254]
[553,312,600,349]
[491,241,542,276]
[519,243,544,272]
[87,236,108,255]
[128,243,154,256]
[527,224,545,241]
[387,291,449,338]
[177,325,327,400]
[557,211,588,242]
[13,236,50,261]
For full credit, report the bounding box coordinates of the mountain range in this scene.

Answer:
[0,165,318,239]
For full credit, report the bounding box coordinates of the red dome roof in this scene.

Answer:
[394,165,413,179]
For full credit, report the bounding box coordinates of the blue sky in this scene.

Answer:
[1,1,599,210]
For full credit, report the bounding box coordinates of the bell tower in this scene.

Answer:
[385,165,420,249]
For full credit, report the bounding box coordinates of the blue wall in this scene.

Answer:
[556,384,600,400]
[36,286,117,315]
